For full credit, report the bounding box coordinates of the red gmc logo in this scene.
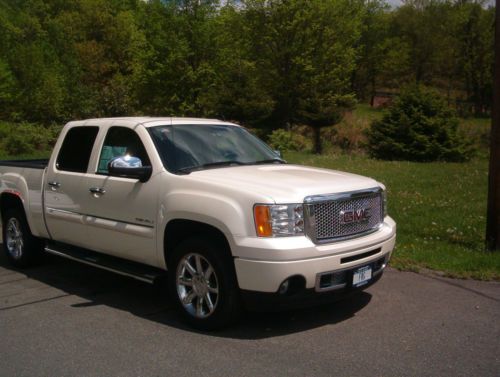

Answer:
[340,208,371,224]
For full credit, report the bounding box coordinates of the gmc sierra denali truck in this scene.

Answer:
[0,117,396,329]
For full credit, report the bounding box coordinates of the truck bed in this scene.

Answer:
[0,159,49,169]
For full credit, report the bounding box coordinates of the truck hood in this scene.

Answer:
[187,164,381,203]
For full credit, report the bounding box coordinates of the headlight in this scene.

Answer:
[254,204,304,237]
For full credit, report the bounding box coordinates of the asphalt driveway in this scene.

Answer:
[0,245,498,377]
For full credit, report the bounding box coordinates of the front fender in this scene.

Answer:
[157,188,258,266]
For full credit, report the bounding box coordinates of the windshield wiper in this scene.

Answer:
[254,158,287,165]
[175,160,249,174]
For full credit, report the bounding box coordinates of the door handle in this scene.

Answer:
[48,181,61,189]
[89,187,106,195]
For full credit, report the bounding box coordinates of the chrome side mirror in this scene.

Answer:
[108,156,152,183]
[109,156,143,168]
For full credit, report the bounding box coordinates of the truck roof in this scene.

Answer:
[66,117,239,128]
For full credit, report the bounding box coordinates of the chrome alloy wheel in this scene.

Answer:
[176,253,219,319]
[5,218,24,260]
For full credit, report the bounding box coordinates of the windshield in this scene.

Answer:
[148,124,284,174]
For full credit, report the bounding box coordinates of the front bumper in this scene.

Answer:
[233,217,396,293]
[241,267,384,312]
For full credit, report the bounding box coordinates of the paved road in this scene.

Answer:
[0,246,499,377]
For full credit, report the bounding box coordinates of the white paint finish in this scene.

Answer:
[43,170,90,247]
[1,117,397,293]
[0,167,48,239]
[184,164,380,203]
[82,173,159,266]
[235,234,396,292]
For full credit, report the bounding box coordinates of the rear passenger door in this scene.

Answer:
[44,126,99,247]
[82,126,159,266]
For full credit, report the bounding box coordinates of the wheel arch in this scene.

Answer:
[0,192,26,222]
[163,219,233,270]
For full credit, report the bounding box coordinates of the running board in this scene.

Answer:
[44,242,165,284]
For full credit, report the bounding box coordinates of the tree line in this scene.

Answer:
[0,0,495,143]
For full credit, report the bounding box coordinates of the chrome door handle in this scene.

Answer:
[89,187,106,195]
[48,181,61,189]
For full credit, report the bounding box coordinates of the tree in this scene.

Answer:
[351,0,391,102]
[485,0,499,251]
[455,1,495,115]
[241,0,362,153]
[202,3,275,125]
[0,59,17,118]
[367,85,474,162]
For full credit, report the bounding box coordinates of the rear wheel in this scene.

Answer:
[2,208,43,267]
[169,237,240,330]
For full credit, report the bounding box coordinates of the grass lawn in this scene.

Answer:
[351,103,384,122]
[285,151,500,281]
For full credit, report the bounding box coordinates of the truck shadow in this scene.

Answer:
[0,246,372,340]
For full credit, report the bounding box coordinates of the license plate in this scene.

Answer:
[353,266,372,287]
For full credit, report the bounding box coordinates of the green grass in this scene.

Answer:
[285,151,500,281]
[352,103,385,122]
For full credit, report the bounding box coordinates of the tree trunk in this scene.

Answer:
[313,126,322,154]
[486,0,500,251]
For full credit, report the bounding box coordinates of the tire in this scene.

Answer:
[2,208,43,268]
[168,236,241,330]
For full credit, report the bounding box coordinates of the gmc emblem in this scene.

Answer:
[340,208,371,224]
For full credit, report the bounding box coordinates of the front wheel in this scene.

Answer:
[2,208,43,267]
[169,237,241,330]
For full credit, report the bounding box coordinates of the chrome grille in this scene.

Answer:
[305,189,383,243]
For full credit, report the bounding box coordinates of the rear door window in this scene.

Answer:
[56,127,99,173]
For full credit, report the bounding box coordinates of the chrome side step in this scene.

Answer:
[44,243,165,284]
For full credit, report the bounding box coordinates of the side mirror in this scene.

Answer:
[274,150,282,158]
[108,156,152,183]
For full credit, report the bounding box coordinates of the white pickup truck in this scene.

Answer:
[0,117,396,329]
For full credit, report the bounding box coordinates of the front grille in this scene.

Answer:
[305,189,383,243]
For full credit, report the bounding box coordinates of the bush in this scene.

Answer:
[366,86,474,162]
[267,128,310,152]
[322,114,369,153]
[0,122,62,156]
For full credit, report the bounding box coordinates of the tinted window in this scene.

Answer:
[97,127,151,174]
[56,127,99,173]
[149,124,279,173]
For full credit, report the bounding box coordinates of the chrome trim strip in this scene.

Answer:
[304,187,383,204]
[46,207,85,224]
[45,208,154,229]
[44,246,155,284]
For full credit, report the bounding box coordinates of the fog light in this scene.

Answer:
[319,273,334,289]
[279,279,290,295]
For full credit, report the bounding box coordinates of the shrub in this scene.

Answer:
[267,128,310,152]
[323,115,369,153]
[0,122,62,156]
[366,86,474,162]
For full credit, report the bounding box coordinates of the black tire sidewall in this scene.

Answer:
[168,236,240,330]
